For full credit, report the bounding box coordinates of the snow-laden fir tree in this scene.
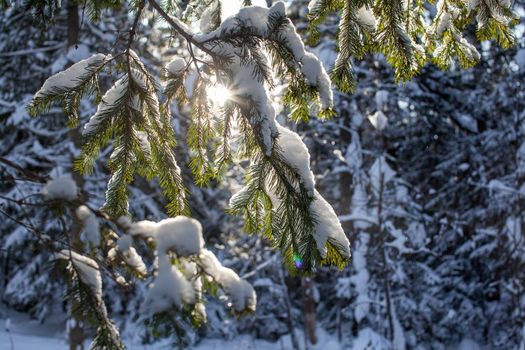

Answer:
[0,0,522,348]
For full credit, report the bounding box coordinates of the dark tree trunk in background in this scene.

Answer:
[67,0,79,48]
[303,277,317,346]
[339,108,353,232]
[66,8,84,350]
[66,0,86,192]
[279,267,300,350]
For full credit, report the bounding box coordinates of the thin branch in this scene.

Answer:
[0,157,50,183]
[0,43,64,57]
[0,194,44,207]
[146,0,217,58]
[0,207,38,233]
[126,0,146,80]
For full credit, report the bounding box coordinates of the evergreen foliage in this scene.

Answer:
[1,0,524,348]
[307,0,518,91]
[26,0,350,273]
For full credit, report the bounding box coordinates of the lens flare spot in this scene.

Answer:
[293,254,303,269]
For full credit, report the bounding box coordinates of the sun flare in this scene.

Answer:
[207,84,233,107]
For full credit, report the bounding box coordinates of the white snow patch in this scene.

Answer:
[135,130,151,157]
[301,52,333,109]
[199,249,256,312]
[123,247,147,276]
[310,191,351,259]
[33,54,110,100]
[142,255,195,313]
[356,6,376,28]
[276,125,315,193]
[351,233,370,323]
[155,217,204,257]
[368,110,388,131]
[42,174,78,201]
[166,57,186,75]
[369,156,396,194]
[76,205,100,247]
[56,250,102,301]
[83,76,127,136]
[129,219,158,238]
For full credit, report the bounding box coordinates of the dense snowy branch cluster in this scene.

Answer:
[128,216,256,314]
[308,0,517,90]
[1,0,524,348]
[28,1,351,274]
[20,1,353,346]
[37,175,257,347]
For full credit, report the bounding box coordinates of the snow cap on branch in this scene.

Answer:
[166,57,186,75]
[42,174,78,201]
[155,217,204,257]
[311,191,351,259]
[129,217,204,257]
[76,205,100,247]
[199,249,256,312]
[33,53,111,100]
[83,76,127,136]
[142,254,195,313]
[56,250,102,301]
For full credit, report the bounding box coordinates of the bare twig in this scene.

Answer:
[0,43,64,57]
[0,157,50,183]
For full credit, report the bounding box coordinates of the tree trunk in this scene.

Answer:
[67,0,79,48]
[279,267,301,350]
[339,108,353,233]
[303,277,317,346]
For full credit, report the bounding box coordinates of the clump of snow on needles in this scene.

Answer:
[311,191,351,259]
[76,205,100,247]
[199,249,256,312]
[116,235,147,276]
[33,53,111,100]
[156,217,204,257]
[130,217,204,257]
[142,254,195,313]
[166,57,186,75]
[276,125,315,193]
[128,216,256,314]
[42,174,77,201]
[83,76,127,136]
[267,124,350,259]
[56,250,102,301]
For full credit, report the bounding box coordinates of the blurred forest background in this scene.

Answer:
[1,0,525,349]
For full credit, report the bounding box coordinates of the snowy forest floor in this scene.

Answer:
[0,305,483,350]
[0,306,343,350]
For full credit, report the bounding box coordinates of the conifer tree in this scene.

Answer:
[0,0,521,348]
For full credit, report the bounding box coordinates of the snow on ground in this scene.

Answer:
[0,306,68,350]
[0,307,341,350]
[0,306,482,350]
[0,322,340,350]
